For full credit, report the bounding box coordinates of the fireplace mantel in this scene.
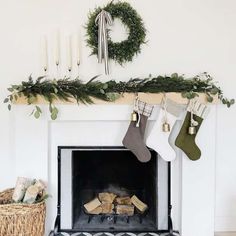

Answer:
[13,92,218,105]
[11,103,217,236]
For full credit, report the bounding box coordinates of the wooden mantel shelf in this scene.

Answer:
[13,92,218,105]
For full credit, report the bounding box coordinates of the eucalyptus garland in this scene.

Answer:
[4,73,234,120]
[86,1,146,65]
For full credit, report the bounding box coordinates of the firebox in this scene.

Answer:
[52,146,172,235]
[72,148,157,231]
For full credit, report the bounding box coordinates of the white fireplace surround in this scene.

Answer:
[12,103,216,236]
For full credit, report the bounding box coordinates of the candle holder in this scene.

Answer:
[68,67,72,77]
[43,66,47,76]
[56,62,60,79]
[77,61,80,75]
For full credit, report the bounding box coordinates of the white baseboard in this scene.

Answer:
[215,232,236,236]
[215,216,236,232]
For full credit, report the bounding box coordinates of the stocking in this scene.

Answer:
[122,100,153,163]
[168,119,183,155]
[167,99,186,157]
[139,114,148,139]
[175,100,209,161]
[146,98,183,161]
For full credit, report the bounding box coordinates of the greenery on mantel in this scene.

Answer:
[4,73,234,120]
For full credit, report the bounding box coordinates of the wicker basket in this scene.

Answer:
[0,188,46,236]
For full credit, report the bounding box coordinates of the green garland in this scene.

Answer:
[86,1,146,65]
[4,73,234,120]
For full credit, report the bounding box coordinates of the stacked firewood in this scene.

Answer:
[84,192,148,216]
[12,177,47,204]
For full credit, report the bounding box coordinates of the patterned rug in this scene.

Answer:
[53,233,161,236]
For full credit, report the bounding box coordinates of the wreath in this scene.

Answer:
[86,1,147,65]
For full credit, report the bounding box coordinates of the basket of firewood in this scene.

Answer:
[0,178,48,236]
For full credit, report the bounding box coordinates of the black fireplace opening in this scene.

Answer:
[71,148,158,232]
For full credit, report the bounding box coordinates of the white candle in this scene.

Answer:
[67,35,72,71]
[77,33,80,66]
[42,36,48,72]
[55,30,60,66]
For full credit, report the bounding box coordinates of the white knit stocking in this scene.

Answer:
[146,98,184,161]
[146,108,178,161]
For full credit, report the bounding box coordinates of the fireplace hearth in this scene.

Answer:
[50,146,178,236]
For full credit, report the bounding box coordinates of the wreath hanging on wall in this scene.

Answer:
[86,1,147,65]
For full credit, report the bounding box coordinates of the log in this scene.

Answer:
[86,202,114,215]
[23,180,47,204]
[98,192,116,203]
[101,202,114,214]
[89,206,103,215]
[12,177,34,202]
[115,196,132,205]
[34,179,47,191]
[116,204,134,216]
[131,195,148,213]
[84,198,101,213]
[23,185,41,204]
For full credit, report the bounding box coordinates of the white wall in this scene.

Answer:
[0,0,235,232]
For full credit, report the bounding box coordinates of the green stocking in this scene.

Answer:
[175,111,203,161]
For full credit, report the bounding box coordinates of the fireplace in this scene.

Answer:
[13,103,217,236]
[72,148,158,232]
[53,146,170,235]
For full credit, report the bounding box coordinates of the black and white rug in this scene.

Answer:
[53,233,161,236]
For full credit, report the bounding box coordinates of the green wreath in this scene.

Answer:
[86,1,147,65]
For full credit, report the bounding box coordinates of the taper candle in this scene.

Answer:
[55,30,60,66]
[67,35,72,71]
[77,33,80,66]
[42,36,48,72]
